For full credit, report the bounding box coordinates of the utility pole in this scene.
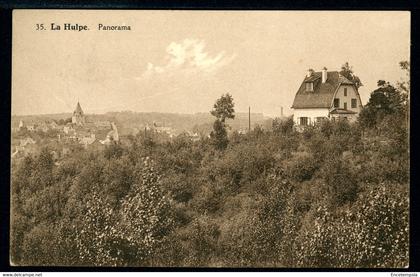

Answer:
[248,106,251,132]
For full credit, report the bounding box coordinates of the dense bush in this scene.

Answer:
[284,152,318,182]
[11,112,409,267]
[294,183,408,268]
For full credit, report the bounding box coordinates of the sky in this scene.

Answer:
[12,10,410,117]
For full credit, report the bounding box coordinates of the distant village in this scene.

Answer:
[11,102,205,162]
[11,102,120,161]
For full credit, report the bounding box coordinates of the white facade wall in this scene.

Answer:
[333,85,362,113]
[293,108,330,125]
[330,84,362,123]
[292,84,363,126]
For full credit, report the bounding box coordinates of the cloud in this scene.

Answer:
[142,39,236,78]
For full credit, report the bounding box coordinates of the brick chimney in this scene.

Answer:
[322,67,328,83]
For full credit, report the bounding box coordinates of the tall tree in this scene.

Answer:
[210,93,235,123]
[359,77,407,132]
[340,62,363,89]
[210,119,229,150]
[210,94,235,150]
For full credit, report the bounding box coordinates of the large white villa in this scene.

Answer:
[291,67,363,127]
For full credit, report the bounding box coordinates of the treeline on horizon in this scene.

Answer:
[10,62,409,267]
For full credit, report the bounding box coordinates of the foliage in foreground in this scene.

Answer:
[11,115,409,267]
[11,63,409,267]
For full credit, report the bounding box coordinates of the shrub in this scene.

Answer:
[285,152,318,182]
[322,157,359,206]
[294,183,408,268]
[272,117,294,135]
[74,158,173,266]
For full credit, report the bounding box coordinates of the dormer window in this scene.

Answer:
[305,82,313,92]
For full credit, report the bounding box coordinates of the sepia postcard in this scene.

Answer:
[10,10,410,267]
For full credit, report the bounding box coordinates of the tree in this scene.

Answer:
[322,157,358,206]
[210,94,235,150]
[210,119,229,150]
[398,61,410,92]
[116,158,173,265]
[74,158,173,266]
[272,117,293,135]
[57,118,72,125]
[294,183,408,268]
[396,61,409,111]
[210,93,235,123]
[359,80,406,130]
[340,62,363,89]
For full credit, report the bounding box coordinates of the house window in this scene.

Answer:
[344,102,347,110]
[344,88,347,96]
[351,98,357,108]
[300,117,309,126]
[305,82,313,92]
[316,117,327,124]
[334,98,340,108]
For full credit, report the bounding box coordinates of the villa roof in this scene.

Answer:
[291,71,355,109]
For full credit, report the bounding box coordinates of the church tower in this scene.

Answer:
[72,102,85,126]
